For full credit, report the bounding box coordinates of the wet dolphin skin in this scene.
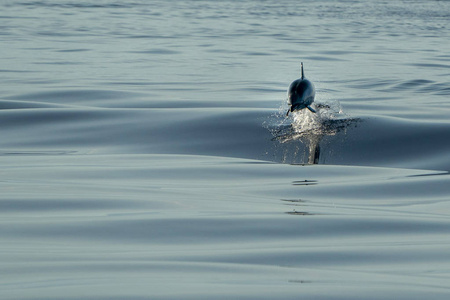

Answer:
[286,62,316,116]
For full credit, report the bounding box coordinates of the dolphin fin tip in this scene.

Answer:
[307,106,316,113]
[301,62,304,79]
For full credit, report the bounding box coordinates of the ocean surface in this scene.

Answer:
[1,0,450,299]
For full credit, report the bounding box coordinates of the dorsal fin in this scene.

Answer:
[301,62,304,79]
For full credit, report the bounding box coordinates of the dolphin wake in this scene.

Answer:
[265,99,359,165]
[271,100,357,142]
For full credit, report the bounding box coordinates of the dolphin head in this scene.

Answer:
[286,62,316,116]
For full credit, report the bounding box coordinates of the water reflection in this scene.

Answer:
[306,134,321,165]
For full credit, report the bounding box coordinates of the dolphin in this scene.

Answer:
[286,62,316,116]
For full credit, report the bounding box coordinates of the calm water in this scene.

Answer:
[1,0,450,299]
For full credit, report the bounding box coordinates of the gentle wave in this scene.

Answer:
[2,0,450,299]
[1,102,449,170]
[2,153,449,299]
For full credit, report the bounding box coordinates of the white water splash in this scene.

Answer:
[266,99,357,164]
[290,100,346,135]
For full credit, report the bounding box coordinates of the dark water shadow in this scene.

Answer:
[286,210,312,216]
[281,199,313,216]
[0,150,78,156]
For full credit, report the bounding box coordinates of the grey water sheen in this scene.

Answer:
[1,1,450,299]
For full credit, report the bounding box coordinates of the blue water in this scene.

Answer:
[1,1,450,299]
